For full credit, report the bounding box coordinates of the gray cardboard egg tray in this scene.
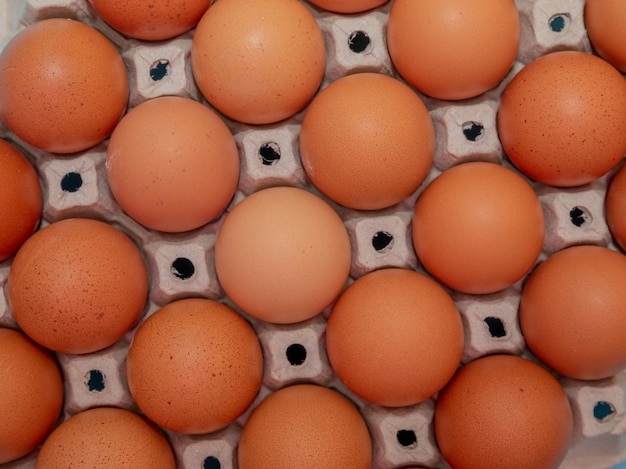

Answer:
[1,1,626,468]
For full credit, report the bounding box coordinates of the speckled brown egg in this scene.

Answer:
[7,218,148,354]
[191,0,326,124]
[299,73,435,210]
[520,245,626,380]
[105,96,240,233]
[0,139,42,262]
[126,298,263,434]
[0,18,128,154]
[326,268,464,407]
[238,384,372,468]
[89,0,211,41]
[435,354,573,469]
[386,0,520,100]
[0,328,63,464]
[498,51,626,187]
[585,0,626,73]
[412,161,545,294]
[36,407,176,468]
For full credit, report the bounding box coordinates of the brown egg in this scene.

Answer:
[106,96,240,233]
[0,328,63,464]
[520,245,626,380]
[191,0,326,124]
[89,0,211,41]
[305,0,388,13]
[36,407,176,468]
[0,139,42,262]
[606,163,626,251]
[434,354,573,469]
[238,384,372,468]
[0,18,128,154]
[326,268,464,407]
[7,218,148,354]
[412,162,545,294]
[498,51,626,187]
[126,298,263,434]
[214,186,351,324]
[299,73,435,210]
[585,0,626,73]
[386,0,520,100]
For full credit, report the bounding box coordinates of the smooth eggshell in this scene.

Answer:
[7,218,148,354]
[0,139,42,262]
[126,298,263,434]
[0,18,128,154]
[214,186,351,324]
[299,73,435,210]
[36,407,176,468]
[606,163,626,252]
[326,268,464,407]
[585,0,626,73]
[386,0,520,100]
[0,328,64,464]
[520,245,626,380]
[238,384,372,469]
[191,0,326,124]
[412,161,545,294]
[435,354,573,469]
[498,51,626,187]
[106,96,240,233]
[305,0,388,13]
[89,0,211,41]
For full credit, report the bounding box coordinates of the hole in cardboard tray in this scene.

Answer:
[396,429,418,448]
[462,121,484,142]
[484,317,507,338]
[549,14,570,33]
[372,231,394,252]
[348,30,371,53]
[150,59,170,81]
[85,369,105,392]
[61,172,83,193]
[259,142,281,166]
[570,206,591,227]
[594,401,616,422]
[171,257,195,280]
[203,456,221,469]
[286,343,307,366]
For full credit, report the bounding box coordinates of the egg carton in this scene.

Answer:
[1,0,626,468]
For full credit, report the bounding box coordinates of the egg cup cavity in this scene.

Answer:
[562,374,626,441]
[253,315,334,391]
[537,179,612,256]
[21,0,97,29]
[165,424,241,469]
[38,146,112,222]
[362,399,442,469]
[0,270,17,329]
[517,0,592,64]
[143,232,223,306]
[344,210,418,278]
[57,338,134,416]
[430,100,504,171]
[123,35,200,107]
[235,124,308,195]
[318,9,394,83]
[454,288,526,364]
